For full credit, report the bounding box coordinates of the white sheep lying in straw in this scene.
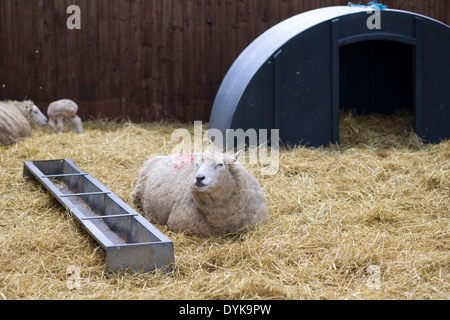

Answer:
[47,99,83,133]
[131,151,268,236]
[0,100,48,146]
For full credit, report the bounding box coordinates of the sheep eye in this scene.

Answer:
[215,164,224,169]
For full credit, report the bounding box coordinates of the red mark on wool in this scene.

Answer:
[173,154,194,170]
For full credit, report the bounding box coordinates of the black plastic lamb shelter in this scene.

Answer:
[209,5,450,147]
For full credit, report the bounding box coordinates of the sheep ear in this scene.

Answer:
[233,150,243,161]
[225,150,242,165]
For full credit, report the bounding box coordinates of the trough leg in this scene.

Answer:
[23,165,36,181]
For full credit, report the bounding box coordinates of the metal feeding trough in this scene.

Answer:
[23,159,174,273]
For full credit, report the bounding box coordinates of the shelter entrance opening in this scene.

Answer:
[339,40,414,116]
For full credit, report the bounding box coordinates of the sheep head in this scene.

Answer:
[26,103,48,128]
[193,150,242,193]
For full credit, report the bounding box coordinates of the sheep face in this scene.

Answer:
[193,151,241,193]
[28,104,48,128]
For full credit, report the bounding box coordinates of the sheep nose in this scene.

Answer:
[196,175,206,183]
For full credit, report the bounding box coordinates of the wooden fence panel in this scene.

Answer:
[0,0,449,122]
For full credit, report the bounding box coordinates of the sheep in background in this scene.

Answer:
[47,99,83,134]
[0,100,48,146]
[131,151,268,236]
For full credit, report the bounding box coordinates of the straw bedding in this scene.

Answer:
[0,109,448,300]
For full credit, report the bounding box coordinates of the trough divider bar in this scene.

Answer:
[42,173,88,178]
[81,213,139,220]
[60,191,111,197]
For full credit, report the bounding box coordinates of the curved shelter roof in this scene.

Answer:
[209,5,450,147]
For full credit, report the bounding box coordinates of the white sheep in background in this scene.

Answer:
[47,99,83,133]
[0,100,48,146]
[131,151,268,236]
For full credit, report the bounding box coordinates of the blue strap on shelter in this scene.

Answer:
[348,1,387,10]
